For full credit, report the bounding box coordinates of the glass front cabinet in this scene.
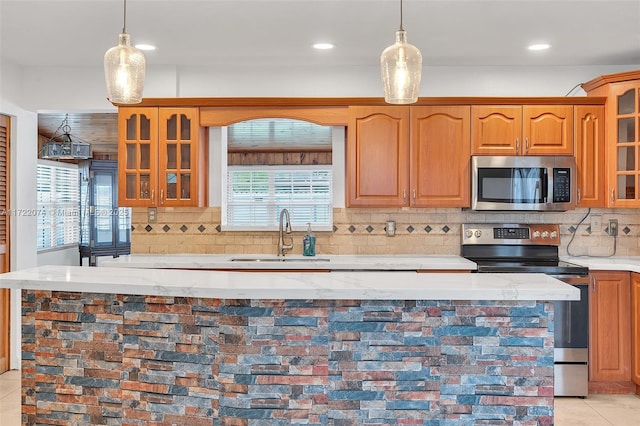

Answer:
[118,107,206,207]
[583,71,640,207]
[79,160,131,266]
[610,83,640,205]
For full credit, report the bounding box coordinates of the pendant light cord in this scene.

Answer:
[122,0,127,33]
[399,0,404,31]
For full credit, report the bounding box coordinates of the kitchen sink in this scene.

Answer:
[229,257,330,262]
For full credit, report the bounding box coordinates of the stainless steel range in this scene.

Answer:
[461,223,589,397]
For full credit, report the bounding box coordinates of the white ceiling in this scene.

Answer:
[1,0,640,70]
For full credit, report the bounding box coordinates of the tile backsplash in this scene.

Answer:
[131,207,640,257]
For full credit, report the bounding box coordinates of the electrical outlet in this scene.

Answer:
[148,207,157,223]
[608,219,618,236]
[590,215,601,233]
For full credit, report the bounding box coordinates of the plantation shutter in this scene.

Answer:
[226,166,332,229]
[37,161,80,250]
[0,116,7,249]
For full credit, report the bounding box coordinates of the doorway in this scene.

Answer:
[0,114,11,373]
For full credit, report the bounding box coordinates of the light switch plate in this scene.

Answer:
[590,215,601,233]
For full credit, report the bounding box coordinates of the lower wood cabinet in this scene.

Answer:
[632,273,640,393]
[589,271,632,383]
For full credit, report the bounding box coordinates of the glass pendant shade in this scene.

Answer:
[381,30,422,104]
[104,33,145,104]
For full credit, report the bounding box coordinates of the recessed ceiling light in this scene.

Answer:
[313,43,335,50]
[135,44,157,51]
[528,43,551,51]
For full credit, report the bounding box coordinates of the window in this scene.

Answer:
[224,165,332,231]
[37,161,80,250]
[220,118,337,231]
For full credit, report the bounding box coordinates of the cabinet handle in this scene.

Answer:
[413,189,416,203]
[403,189,407,204]
[611,188,615,205]
[577,188,581,204]
[151,189,155,205]
[161,189,164,205]
[516,138,520,152]
[591,277,596,293]
[525,137,529,154]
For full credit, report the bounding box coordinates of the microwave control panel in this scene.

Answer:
[553,168,571,203]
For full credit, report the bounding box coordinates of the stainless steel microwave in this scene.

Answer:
[470,156,576,211]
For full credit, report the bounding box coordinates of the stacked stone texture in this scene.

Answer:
[22,291,553,425]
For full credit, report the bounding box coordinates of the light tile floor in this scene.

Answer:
[2,370,640,425]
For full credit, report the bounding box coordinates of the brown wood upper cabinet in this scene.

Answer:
[471,105,573,156]
[583,71,640,208]
[574,105,605,207]
[346,105,470,208]
[118,107,207,207]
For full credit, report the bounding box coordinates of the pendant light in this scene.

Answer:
[380,0,422,104]
[104,0,145,104]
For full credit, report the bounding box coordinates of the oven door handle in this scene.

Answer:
[564,302,572,344]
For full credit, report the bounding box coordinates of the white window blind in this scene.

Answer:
[228,118,332,149]
[37,161,80,250]
[224,165,332,231]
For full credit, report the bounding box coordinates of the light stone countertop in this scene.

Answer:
[562,256,640,273]
[101,254,478,271]
[0,265,579,301]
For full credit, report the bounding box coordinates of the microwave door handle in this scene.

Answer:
[542,169,548,203]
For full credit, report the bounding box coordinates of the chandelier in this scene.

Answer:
[39,114,91,160]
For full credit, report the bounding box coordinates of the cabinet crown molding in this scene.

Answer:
[115,96,606,108]
[581,69,640,93]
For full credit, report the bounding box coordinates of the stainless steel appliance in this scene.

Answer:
[470,156,576,211]
[461,223,589,397]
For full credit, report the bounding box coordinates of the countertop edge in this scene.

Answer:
[0,265,579,301]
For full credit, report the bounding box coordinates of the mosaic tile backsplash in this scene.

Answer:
[130,207,640,257]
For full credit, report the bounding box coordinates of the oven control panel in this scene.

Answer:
[462,224,560,245]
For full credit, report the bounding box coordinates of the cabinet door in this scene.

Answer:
[589,271,631,382]
[346,106,410,207]
[158,108,201,207]
[575,105,605,207]
[471,106,522,155]
[118,108,158,207]
[523,106,573,155]
[607,82,640,207]
[632,273,640,388]
[410,106,470,207]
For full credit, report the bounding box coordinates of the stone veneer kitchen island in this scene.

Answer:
[0,265,579,426]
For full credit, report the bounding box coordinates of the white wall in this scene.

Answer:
[14,63,640,112]
[177,64,639,98]
[0,60,38,370]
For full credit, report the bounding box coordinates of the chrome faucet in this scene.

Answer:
[278,208,293,256]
